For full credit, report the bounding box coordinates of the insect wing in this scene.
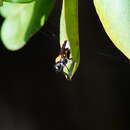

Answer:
[60,40,67,54]
[63,59,77,80]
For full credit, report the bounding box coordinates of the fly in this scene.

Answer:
[54,40,74,79]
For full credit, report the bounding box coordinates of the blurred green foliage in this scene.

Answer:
[0,0,80,80]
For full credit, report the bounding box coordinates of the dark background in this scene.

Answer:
[0,0,130,130]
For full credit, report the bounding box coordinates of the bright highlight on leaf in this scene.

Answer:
[0,0,55,50]
[59,0,80,80]
[94,0,130,59]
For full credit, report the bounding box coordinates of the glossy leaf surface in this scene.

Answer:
[94,0,130,59]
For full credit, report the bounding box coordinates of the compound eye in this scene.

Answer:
[60,58,68,65]
[64,58,68,63]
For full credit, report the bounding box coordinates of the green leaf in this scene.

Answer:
[0,0,3,6]
[0,0,55,50]
[60,0,80,80]
[94,0,130,59]
[4,0,34,3]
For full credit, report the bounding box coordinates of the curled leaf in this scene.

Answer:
[0,0,55,50]
[60,0,80,80]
